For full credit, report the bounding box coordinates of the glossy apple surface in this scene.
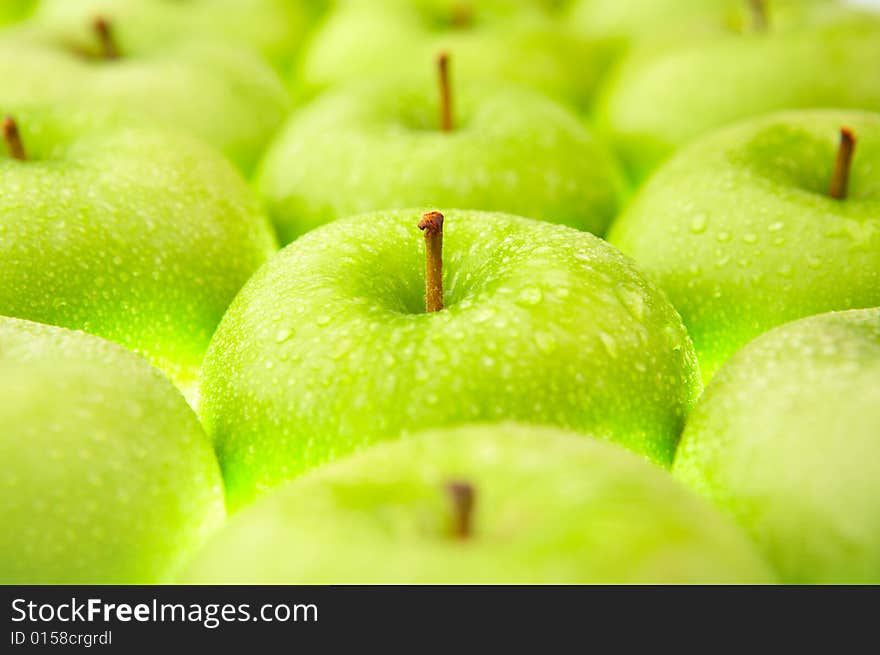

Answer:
[598,8,880,178]
[32,0,316,70]
[608,110,880,381]
[0,110,278,399]
[257,80,625,243]
[674,308,880,584]
[297,0,612,110]
[183,423,773,584]
[0,317,225,584]
[200,209,701,509]
[0,24,290,172]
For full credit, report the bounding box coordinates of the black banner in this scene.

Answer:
[1,585,875,650]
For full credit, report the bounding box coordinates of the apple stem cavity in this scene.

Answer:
[418,211,445,313]
[748,0,767,31]
[93,16,120,60]
[3,116,26,161]
[830,127,857,200]
[445,480,475,539]
[437,52,453,132]
[450,4,473,28]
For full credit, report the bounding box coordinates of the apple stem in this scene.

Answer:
[93,16,120,59]
[419,211,444,313]
[748,0,767,31]
[437,52,453,132]
[445,480,475,539]
[830,127,857,200]
[3,116,26,161]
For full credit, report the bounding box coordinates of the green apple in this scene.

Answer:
[597,7,880,179]
[566,0,831,48]
[0,109,278,401]
[674,308,880,584]
[257,77,625,243]
[32,0,317,71]
[0,316,225,584]
[608,110,880,381]
[0,20,290,172]
[200,208,701,510]
[296,0,613,110]
[182,423,773,584]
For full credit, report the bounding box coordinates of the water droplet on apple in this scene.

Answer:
[616,286,646,321]
[743,233,758,244]
[777,264,793,277]
[274,328,293,343]
[316,315,332,326]
[517,288,543,306]
[688,213,708,234]
[716,232,731,243]
[598,331,617,358]
[767,222,784,232]
[534,331,557,353]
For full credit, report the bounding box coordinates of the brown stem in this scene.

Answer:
[445,480,475,539]
[3,116,26,161]
[93,16,120,59]
[830,127,856,200]
[437,52,453,132]
[748,0,767,31]
[418,211,444,313]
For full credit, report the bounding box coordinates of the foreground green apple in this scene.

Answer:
[200,209,701,509]
[257,73,625,243]
[32,0,316,70]
[0,110,278,400]
[0,19,289,172]
[0,317,225,584]
[182,423,773,584]
[674,308,880,584]
[598,6,880,178]
[296,0,612,110]
[608,110,880,381]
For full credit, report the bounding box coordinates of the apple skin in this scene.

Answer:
[0,27,290,173]
[674,308,880,584]
[257,80,626,243]
[608,110,880,382]
[295,0,613,111]
[181,423,773,584]
[597,9,880,179]
[32,0,317,71]
[0,317,226,584]
[0,0,34,26]
[200,209,701,510]
[566,0,830,46]
[0,109,278,401]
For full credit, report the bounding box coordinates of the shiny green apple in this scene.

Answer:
[0,316,225,584]
[674,308,880,584]
[182,423,773,584]
[32,0,317,71]
[598,6,880,179]
[296,0,613,110]
[200,209,701,509]
[608,110,880,381]
[0,19,290,172]
[0,109,278,400]
[257,79,625,243]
